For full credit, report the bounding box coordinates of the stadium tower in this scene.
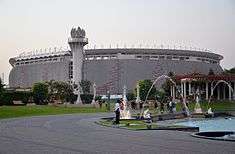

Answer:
[68,26,88,104]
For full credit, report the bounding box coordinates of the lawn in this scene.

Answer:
[176,101,235,112]
[0,105,107,119]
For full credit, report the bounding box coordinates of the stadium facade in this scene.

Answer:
[9,47,223,95]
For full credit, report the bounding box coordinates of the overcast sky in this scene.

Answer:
[0,0,234,84]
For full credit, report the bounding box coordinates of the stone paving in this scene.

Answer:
[0,113,234,154]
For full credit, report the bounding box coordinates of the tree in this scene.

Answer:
[80,80,92,94]
[0,78,4,95]
[0,79,5,105]
[162,72,175,96]
[138,79,156,101]
[155,89,166,102]
[127,91,135,101]
[32,82,49,105]
[224,67,235,74]
[50,81,74,103]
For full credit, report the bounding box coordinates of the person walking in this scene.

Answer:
[114,99,121,124]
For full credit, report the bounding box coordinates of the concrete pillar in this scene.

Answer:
[189,82,191,95]
[184,81,186,99]
[211,82,213,98]
[217,85,220,100]
[223,84,226,100]
[172,86,175,101]
[233,82,235,100]
[229,82,232,101]
[68,26,88,104]
[170,86,173,97]
[181,81,184,97]
[206,82,209,100]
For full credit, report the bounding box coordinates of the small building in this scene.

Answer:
[169,73,235,101]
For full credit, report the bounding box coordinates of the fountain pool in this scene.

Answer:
[176,117,235,132]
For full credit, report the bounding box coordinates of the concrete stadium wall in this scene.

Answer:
[9,58,70,88]
[84,59,223,94]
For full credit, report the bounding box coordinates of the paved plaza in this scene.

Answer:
[0,113,235,154]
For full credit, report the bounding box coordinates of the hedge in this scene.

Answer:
[80,94,94,104]
[0,91,32,106]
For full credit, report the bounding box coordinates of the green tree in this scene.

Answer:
[32,82,49,105]
[80,80,91,94]
[0,78,4,95]
[155,89,166,102]
[224,67,235,74]
[138,79,156,101]
[50,81,74,103]
[127,91,135,101]
[162,72,175,96]
[0,79,5,105]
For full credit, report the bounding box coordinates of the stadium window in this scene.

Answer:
[179,57,185,60]
[151,56,158,58]
[166,56,172,59]
[143,56,150,59]
[110,56,117,59]
[159,56,165,59]
[136,56,142,60]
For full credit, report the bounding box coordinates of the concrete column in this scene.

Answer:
[170,86,173,97]
[68,27,88,104]
[206,82,209,100]
[189,82,191,95]
[223,84,226,100]
[217,85,220,100]
[229,82,232,101]
[211,82,213,98]
[233,82,235,100]
[172,86,175,101]
[181,81,184,97]
[184,81,186,99]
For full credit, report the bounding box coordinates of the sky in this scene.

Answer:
[0,0,234,84]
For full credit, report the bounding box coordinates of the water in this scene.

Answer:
[176,118,235,132]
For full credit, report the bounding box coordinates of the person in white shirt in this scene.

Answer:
[114,99,121,124]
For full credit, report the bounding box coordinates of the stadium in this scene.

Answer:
[9,47,223,95]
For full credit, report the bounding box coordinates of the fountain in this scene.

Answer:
[194,95,203,114]
[120,85,131,119]
[143,109,151,119]
[143,75,190,116]
[207,80,234,112]
[91,83,96,105]
[135,82,141,104]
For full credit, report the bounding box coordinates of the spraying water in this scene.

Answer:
[194,95,203,114]
[120,85,131,119]
[207,80,234,112]
[143,75,190,116]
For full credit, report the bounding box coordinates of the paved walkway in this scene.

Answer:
[0,113,234,154]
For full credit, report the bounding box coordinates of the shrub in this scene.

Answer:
[80,94,93,104]
[127,92,135,101]
[32,82,49,105]
[0,92,14,105]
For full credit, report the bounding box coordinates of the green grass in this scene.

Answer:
[98,119,191,130]
[176,101,235,112]
[0,105,107,119]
